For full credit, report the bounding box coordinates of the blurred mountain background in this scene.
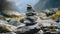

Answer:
[0,0,60,12]
[34,0,60,12]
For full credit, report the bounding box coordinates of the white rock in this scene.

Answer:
[8,18,21,26]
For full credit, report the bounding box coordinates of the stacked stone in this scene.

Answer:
[17,5,41,34]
